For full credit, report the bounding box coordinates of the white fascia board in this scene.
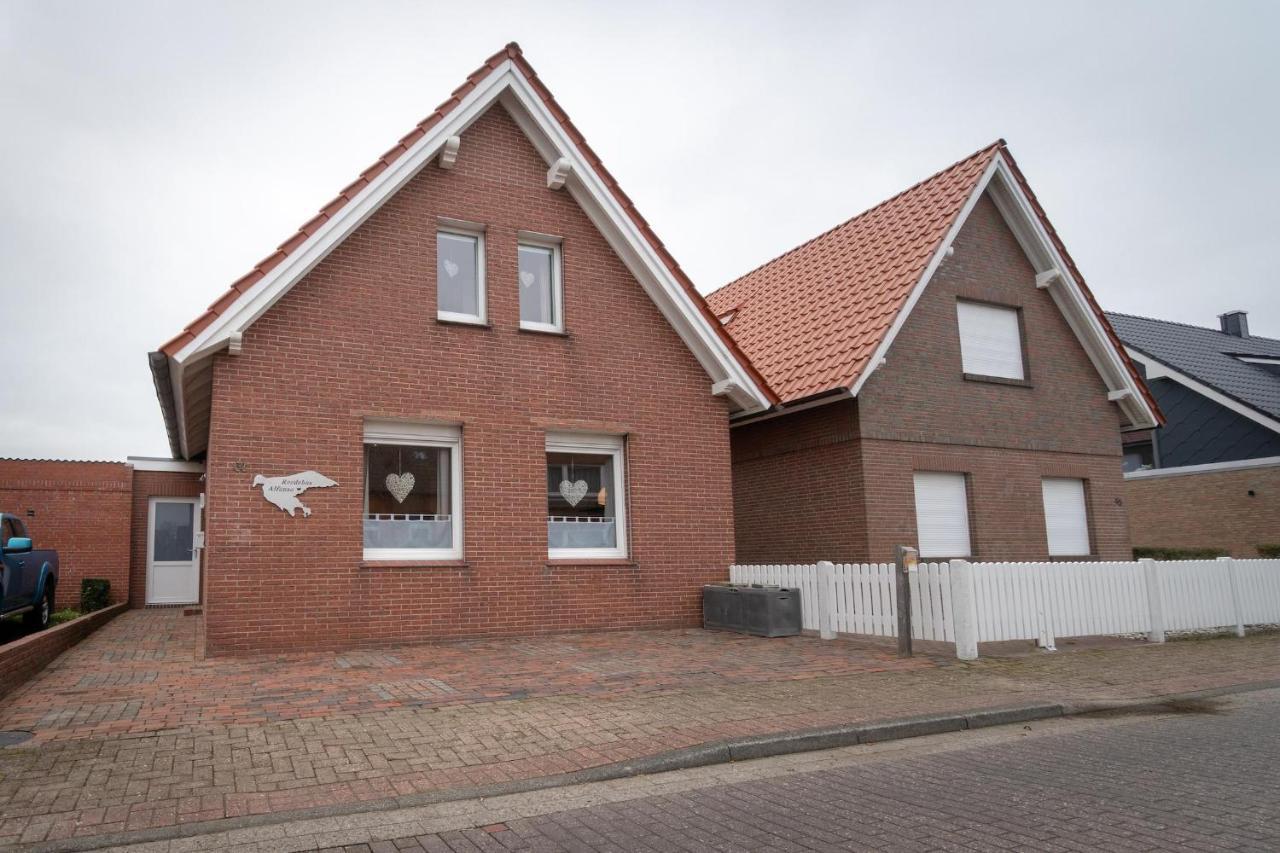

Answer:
[496,79,771,414]
[1126,347,1280,435]
[1124,454,1280,480]
[847,156,1001,398]
[127,456,206,473]
[171,60,769,417]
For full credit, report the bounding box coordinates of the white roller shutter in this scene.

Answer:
[1041,478,1090,556]
[956,301,1024,379]
[912,472,972,558]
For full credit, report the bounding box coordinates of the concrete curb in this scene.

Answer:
[23,679,1280,853]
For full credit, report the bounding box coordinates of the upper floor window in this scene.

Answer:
[518,236,563,332]
[956,300,1025,380]
[437,226,485,325]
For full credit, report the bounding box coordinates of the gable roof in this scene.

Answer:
[1107,312,1280,428]
[707,141,1161,430]
[152,43,776,458]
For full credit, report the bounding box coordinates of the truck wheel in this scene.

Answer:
[24,585,53,631]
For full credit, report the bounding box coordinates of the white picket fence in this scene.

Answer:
[729,558,1280,659]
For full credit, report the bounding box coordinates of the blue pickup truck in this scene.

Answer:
[1,514,58,631]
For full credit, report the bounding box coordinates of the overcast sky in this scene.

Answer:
[2,0,1277,461]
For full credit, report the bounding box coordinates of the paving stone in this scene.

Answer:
[2,609,1279,849]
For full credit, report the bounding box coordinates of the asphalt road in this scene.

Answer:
[361,688,1280,853]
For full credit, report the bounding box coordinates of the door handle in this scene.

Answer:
[15,560,24,567]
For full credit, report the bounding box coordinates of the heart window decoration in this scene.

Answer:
[443,259,460,278]
[385,472,415,504]
[559,479,588,507]
[520,270,536,288]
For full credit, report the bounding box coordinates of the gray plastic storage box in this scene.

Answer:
[702,583,802,637]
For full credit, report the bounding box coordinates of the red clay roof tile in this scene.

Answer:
[707,143,1001,403]
[707,141,1160,421]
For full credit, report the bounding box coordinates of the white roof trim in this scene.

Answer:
[849,153,1159,431]
[1125,454,1280,480]
[167,59,770,437]
[127,456,205,473]
[1125,346,1280,436]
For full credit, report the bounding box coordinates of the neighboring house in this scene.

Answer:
[1106,311,1280,470]
[708,142,1161,564]
[1107,311,1280,557]
[147,43,775,653]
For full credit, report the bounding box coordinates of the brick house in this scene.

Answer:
[707,142,1162,564]
[147,44,774,653]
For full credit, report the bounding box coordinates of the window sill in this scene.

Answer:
[360,559,470,570]
[963,373,1033,388]
[518,325,569,338]
[545,558,637,569]
[436,317,490,329]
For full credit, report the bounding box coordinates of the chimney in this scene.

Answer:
[1219,310,1249,338]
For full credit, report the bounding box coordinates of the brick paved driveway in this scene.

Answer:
[1,610,1278,849]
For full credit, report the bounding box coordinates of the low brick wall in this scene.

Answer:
[0,602,127,700]
[1125,459,1280,557]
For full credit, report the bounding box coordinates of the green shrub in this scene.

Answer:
[1133,546,1228,560]
[50,608,81,625]
[1258,544,1280,558]
[80,579,110,613]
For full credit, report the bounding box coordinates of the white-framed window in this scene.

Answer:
[437,224,485,325]
[546,432,626,560]
[518,234,563,333]
[956,300,1025,380]
[912,471,972,558]
[1041,477,1091,557]
[363,420,463,561]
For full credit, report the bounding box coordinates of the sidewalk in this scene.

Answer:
[1,609,1278,851]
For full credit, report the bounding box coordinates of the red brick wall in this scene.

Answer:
[129,471,205,607]
[1126,463,1280,557]
[729,399,868,562]
[201,105,736,654]
[730,192,1132,564]
[0,460,132,608]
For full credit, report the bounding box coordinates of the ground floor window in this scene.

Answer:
[912,471,972,558]
[546,432,626,559]
[363,420,462,560]
[1041,477,1091,557]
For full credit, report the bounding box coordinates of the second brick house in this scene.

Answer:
[709,142,1161,563]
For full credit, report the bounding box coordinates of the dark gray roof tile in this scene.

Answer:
[1106,312,1280,421]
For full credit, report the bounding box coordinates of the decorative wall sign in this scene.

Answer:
[559,479,588,507]
[385,472,415,503]
[251,471,338,517]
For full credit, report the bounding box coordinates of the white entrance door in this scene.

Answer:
[146,497,201,605]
